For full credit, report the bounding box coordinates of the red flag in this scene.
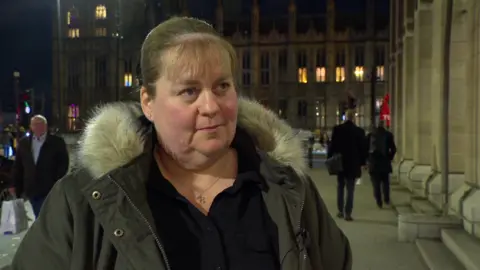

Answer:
[380,93,390,127]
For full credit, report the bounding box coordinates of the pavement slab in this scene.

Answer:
[309,168,427,270]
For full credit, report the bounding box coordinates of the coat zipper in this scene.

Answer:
[107,175,172,270]
[279,198,306,269]
[297,199,307,270]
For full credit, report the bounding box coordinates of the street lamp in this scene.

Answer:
[13,71,20,144]
[56,0,62,130]
[115,0,122,101]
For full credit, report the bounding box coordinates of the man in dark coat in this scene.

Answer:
[10,115,69,218]
[366,120,397,208]
[328,110,366,221]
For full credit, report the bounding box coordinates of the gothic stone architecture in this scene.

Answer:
[52,0,388,132]
[391,0,480,248]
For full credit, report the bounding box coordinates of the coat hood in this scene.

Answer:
[77,97,307,179]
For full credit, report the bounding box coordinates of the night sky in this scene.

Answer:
[0,0,388,112]
[0,0,53,110]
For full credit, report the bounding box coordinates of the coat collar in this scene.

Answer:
[75,97,307,181]
[76,98,309,268]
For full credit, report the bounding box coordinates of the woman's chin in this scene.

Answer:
[196,139,229,156]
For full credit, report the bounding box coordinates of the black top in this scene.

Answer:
[146,128,280,270]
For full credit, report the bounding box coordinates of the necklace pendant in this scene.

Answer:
[197,195,207,204]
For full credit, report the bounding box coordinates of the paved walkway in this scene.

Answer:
[310,168,426,270]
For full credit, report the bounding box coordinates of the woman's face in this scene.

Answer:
[141,37,238,165]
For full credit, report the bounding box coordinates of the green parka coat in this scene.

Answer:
[11,98,352,270]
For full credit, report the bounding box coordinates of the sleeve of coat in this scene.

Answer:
[305,176,352,270]
[11,139,24,196]
[328,126,338,158]
[11,179,73,269]
[55,136,70,180]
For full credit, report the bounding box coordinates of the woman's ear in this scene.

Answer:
[140,87,153,121]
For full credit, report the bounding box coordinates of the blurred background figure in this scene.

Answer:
[366,120,397,208]
[10,115,69,218]
[328,109,367,221]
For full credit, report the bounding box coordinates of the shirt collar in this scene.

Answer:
[33,133,47,142]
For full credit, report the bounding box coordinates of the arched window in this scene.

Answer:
[67,104,80,131]
[95,5,107,19]
[67,7,80,38]
[67,7,79,26]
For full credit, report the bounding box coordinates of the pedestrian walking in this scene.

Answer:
[366,120,397,208]
[328,110,367,221]
[9,115,69,218]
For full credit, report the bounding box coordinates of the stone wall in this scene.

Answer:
[391,0,480,239]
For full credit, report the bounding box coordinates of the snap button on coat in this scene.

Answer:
[113,229,124,237]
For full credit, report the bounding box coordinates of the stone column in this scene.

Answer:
[409,1,434,196]
[398,0,415,186]
[394,53,403,157]
[401,35,414,160]
[461,0,480,239]
[393,0,403,158]
[426,0,470,212]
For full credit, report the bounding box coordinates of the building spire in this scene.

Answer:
[216,0,224,35]
[180,0,189,16]
[251,0,260,42]
[288,0,296,38]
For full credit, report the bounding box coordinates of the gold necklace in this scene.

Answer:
[196,177,220,204]
[153,145,221,204]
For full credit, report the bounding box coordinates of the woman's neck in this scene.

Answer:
[155,146,237,181]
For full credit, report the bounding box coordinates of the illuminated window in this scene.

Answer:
[297,50,308,83]
[67,8,79,27]
[297,68,307,83]
[95,28,107,37]
[67,104,80,131]
[95,5,107,19]
[335,67,345,82]
[354,66,364,81]
[124,73,133,87]
[316,49,326,82]
[376,66,385,81]
[315,67,326,82]
[68,28,80,38]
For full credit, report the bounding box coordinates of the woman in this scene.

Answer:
[12,17,351,270]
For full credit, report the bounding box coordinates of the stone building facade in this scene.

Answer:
[52,0,389,132]
[390,0,480,239]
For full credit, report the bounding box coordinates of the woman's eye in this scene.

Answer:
[181,88,198,96]
[218,82,231,91]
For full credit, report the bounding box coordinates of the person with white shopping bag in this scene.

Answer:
[0,191,28,234]
[9,115,69,218]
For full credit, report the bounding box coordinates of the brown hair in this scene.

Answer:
[140,17,238,97]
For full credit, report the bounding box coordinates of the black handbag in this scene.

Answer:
[325,153,343,175]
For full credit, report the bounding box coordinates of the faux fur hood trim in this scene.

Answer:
[77,98,307,179]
